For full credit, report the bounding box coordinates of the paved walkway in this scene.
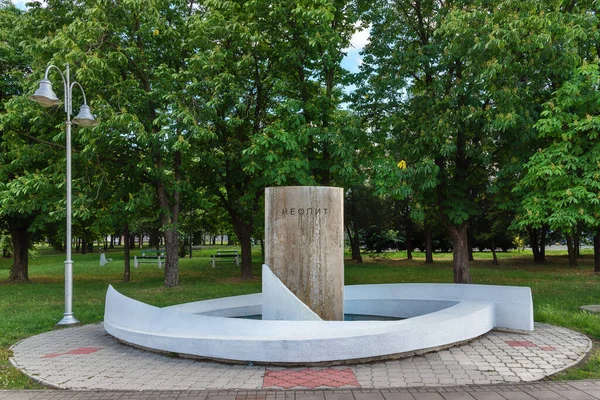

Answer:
[9,323,591,391]
[2,380,600,400]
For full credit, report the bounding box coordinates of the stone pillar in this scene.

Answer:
[265,186,344,321]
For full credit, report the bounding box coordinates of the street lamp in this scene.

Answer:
[29,63,98,327]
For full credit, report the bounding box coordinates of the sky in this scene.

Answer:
[13,0,27,9]
[342,26,370,73]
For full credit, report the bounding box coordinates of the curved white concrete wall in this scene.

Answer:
[104,281,533,363]
[262,265,322,321]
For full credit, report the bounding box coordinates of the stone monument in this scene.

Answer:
[264,186,344,321]
[103,186,535,363]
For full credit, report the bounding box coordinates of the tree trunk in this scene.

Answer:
[574,228,580,258]
[346,224,363,264]
[123,224,131,283]
[530,228,539,260]
[149,230,160,249]
[467,230,474,261]
[540,227,546,260]
[448,224,472,283]
[425,224,434,264]
[491,237,499,266]
[406,218,413,260]
[232,216,253,280]
[347,190,363,263]
[162,229,179,286]
[156,184,180,287]
[531,228,545,263]
[8,219,30,282]
[566,233,578,267]
[594,231,600,274]
[152,145,182,287]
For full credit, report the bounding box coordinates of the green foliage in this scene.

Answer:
[515,63,600,233]
[364,229,403,253]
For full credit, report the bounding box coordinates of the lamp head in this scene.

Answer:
[29,79,63,107]
[72,104,99,127]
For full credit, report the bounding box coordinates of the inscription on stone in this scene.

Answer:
[265,186,344,321]
[282,208,328,216]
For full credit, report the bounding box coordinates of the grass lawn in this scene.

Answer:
[0,246,599,388]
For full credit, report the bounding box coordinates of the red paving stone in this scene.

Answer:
[263,368,360,389]
[42,347,103,358]
[506,340,537,347]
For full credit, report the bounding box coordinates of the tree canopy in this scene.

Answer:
[2,0,600,284]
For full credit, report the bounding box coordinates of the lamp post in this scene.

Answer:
[30,63,98,327]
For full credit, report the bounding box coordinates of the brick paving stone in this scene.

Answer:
[521,391,566,400]
[496,392,537,400]
[550,391,598,400]
[381,393,416,400]
[565,383,600,391]
[411,395,445,400]
[575,392,600,400]
[440,393,476,400]
[323,394,354,400]
[468,393,505,400]
[354,393,386,400]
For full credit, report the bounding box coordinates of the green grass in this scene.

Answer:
[0,246,599,388]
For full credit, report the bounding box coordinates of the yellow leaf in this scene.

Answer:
[397,160,407,169]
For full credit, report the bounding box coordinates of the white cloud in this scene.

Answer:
[341,24,370,73]
[13,0,45,10]
[344,25,371,52]
[12,0,28,9]
[351,26,371,49]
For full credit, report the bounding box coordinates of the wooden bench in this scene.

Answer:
[212,250,240,268]
[134,250,165,269]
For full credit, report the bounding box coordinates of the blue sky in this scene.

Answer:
[13,0,27,9]
[342,27,370,73]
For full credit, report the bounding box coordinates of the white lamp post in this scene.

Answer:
[30,63,98,326]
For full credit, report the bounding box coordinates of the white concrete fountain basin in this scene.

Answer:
[104,278,533,364]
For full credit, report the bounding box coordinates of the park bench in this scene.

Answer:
[134,250,165,269]
[211,250,240,268]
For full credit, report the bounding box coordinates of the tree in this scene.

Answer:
[0,1,64,282]
[182,0,355,279]
[357,0,489,283]
[515,63,600,270]
[18,0,202,286]
[357,0,598,281]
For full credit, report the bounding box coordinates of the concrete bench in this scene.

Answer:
[211,250,239,268]
[134,250,165,269]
